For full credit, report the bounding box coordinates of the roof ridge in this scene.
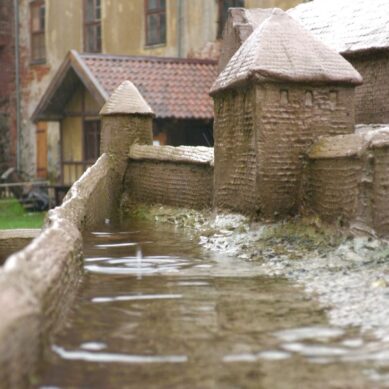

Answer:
[79,52,217,65]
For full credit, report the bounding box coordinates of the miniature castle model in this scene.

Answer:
[211,8,389,236]
[211,9,362,218]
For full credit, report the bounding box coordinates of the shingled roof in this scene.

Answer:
[211,9,362,95]
[32,50,217,122]
[289,0,389,55]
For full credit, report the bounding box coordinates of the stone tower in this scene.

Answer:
[210,8,362,218]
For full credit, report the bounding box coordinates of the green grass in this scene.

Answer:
[0,199,46,229]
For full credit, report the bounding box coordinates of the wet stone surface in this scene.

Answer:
[36,219,389,388]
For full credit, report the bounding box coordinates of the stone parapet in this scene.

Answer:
[124,146,214,210]
[129,144,214,166]
[0,153,117,386]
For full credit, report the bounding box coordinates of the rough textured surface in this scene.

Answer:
[129,144,214,166]
[0,229,40,266]
[289,1,389,125]
[124,160,213,210]
[99,80,154,116]
[372,148,389,236]
[53,153,119,230]
[307,158,362,223]
[307,134,366,159]
[306,128,389,234]
[213,89,257,214]
[350,53,389,124]
[0,152,121,385]
[213,83,356,217]
[211,9,362,95]
[100,115,153,179]
[218,8,275,73]
[257,84,355,217]
[289,0,389,55]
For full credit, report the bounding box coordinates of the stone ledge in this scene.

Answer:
[129,144,214,166]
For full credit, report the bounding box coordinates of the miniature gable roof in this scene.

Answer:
[32,50,217,122]
[210,9,363,95]
[100,80,154,116]
[289,0,389,55]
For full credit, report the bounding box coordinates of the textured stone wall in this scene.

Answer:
[307,158,362,223]
[348,52,389,124]
[125,160,213,209]
[101,115,153,161]
[372,147,389,235]
[213,83,355,217]
[256,83,355,217]
[0,153,118,386]
[213,89,257,213]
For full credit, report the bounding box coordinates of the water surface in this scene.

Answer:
[36,220,387,388]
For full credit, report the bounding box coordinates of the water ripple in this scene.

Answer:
[52,345,188,364]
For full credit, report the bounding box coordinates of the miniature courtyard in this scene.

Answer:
[1,2,389,388]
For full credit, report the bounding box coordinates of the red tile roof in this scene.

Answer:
[80,53,218,120]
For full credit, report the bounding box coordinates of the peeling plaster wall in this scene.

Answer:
[18,0,82,177]
[0,0,15,171]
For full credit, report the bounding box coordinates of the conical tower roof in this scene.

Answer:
[100,80,154,116]
[211,9,363,95]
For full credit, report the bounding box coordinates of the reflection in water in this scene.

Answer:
[36,220,389,388]
[52,345,188,364]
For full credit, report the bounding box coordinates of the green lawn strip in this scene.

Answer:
[0,199,45,229]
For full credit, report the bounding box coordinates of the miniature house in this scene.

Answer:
[210,9,362,218]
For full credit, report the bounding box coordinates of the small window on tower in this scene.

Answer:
[305,91,313,107]
[329,90,338,110]
[280,90,289,105]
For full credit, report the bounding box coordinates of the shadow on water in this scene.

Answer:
[35,219,388,388]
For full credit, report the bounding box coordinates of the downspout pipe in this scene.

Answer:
[13,0,21,172]
[177,0,185,57]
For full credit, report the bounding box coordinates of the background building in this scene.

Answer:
[1,0,303,182]
[0,0,15,173]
